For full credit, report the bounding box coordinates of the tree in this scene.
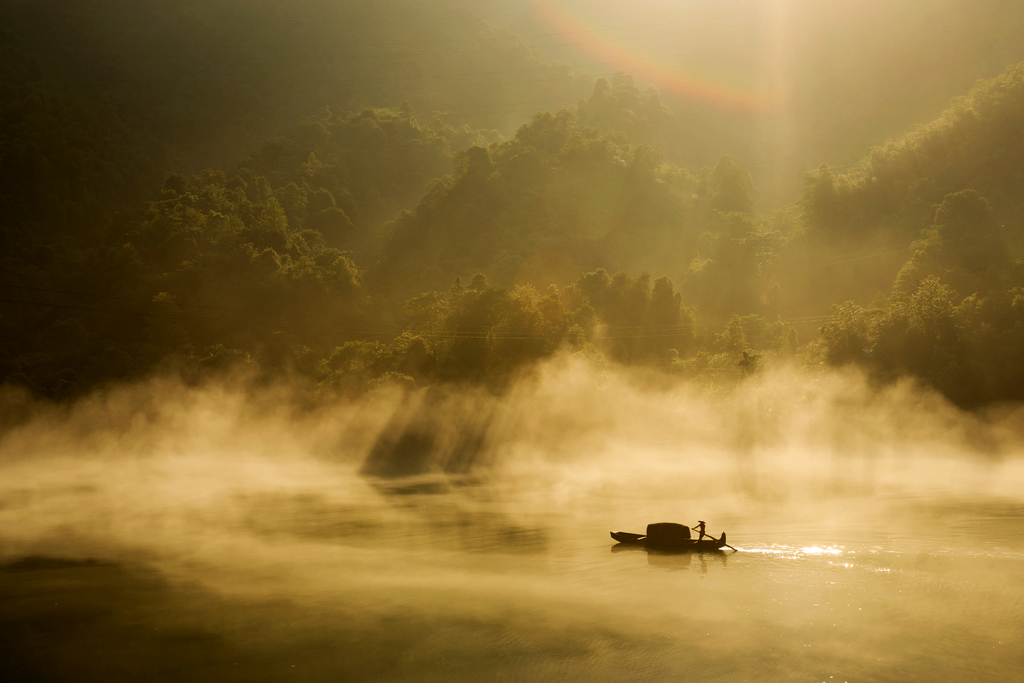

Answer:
[710,155,755,214]
[820,302,870,365]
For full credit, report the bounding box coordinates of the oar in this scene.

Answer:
[695,531,737,551]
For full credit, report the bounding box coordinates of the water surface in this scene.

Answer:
[2,456,1023,682]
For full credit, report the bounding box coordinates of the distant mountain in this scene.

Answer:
[804,61,1024,246]
[806,63,1024,407]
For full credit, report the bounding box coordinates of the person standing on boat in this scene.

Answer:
[692,520,708,541]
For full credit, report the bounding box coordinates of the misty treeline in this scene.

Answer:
[2,1,1024,408]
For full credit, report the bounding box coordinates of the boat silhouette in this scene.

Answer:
[610,522,734,551]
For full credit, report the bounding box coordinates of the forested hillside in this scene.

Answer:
[2,1,1024,408]
[370,104,758,299]
[811,64,1024,406]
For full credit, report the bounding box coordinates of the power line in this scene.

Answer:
[0,283,703,338]
[0,296,397,338]
[4,284,878,341]
[809,236,956,269]
[6,284,854,339]
[812,244,912,268]
[4,283,274,316]
[0,294,702,341]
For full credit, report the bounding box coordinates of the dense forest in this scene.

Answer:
[2,0,1024,408]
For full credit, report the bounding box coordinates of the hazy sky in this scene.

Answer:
[480,0,1024,195]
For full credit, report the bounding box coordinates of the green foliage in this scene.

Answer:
[314,270,704,392]
[808,72,1024,406]
[574,270,695,362]
[237,106,463,255]
[371,109,751,299]
[317,280,590,391]
[802,62,1024,248]
[800,165,848,240]
[819,303,871,365]
[131,170,365,346]
[684,212,785,320]
[778,63,1024,362]
[573,72,753,172]
[820,271,1024,406]
[419,282,580,383]
[575,74,674,149]
[709,156,756,214]
[893,190,1007,297]
[5,0,1024,409]
[1,164,370,397]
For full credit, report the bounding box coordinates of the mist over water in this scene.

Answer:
[5,0,1024,680]
[3,360,1024,681]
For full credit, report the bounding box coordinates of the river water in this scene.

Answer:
[2,455,1023,682]
[2,369,1024,681]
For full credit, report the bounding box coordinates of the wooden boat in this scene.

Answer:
[610,522,731,551]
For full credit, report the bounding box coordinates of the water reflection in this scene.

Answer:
[238,487,550,554]
[610,543,734,572]
[3,465,1024,682]
[743,544,846,558]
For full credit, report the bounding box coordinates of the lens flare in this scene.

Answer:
[532,0,786,112]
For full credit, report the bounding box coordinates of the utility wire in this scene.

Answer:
[2,283,353,320]
[5,283,792,334]
[3,286,866,338]
[2,289,848,338]
[0,295,700,340]
[0,297,398,338]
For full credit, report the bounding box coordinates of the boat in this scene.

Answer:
[610,522,732,551]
